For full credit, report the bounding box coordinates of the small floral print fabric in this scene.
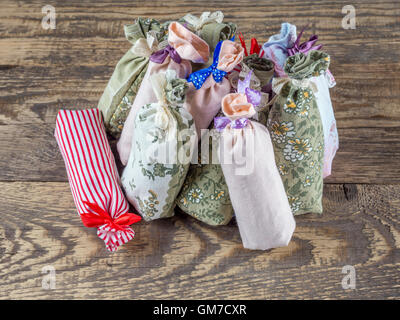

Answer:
[175,128,234,226]
[121,70,196,221]
[267,50,330,215]
[107,69,147,137]
[98,17,168,138]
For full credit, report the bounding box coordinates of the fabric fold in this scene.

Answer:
[98,18,167,137]
[181,11,237,52]
[121,70,197,221]
[184,40,244,138]
[118,21,209,166]
[262,22,297,77]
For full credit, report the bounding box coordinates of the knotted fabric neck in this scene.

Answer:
[150,44,182,64]
[187,40,226,89]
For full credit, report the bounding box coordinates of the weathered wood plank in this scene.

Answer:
[1,64,399,128]
[0,0,399,300]
[0,1,399,66]
[0,182,398,299]
[0,124,399,183]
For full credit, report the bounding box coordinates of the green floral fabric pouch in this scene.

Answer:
[121,70,196,221]
[98,17,168,137]
[175,124,234,226]
[267,50,330,215]
[180,11,236,52]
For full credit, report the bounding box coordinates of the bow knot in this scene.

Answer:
[150,44,182,64]
[187,40,227,89]
[272,77,318,95]
[131,31,168,57]
[237,70,263,107]
[287,26,323,56]
[80,201,141,232]
[214,117,249,132]
[80,201,141,251]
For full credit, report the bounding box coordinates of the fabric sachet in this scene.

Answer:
[287,29,339,178]
[181,11,237,52]
[235,35,274,90]
[118,21,209,165]
[217,92,296,250]
[176,69,268,226]
[267,50,330,215]
[98,18,167,137]
[185,40,244,138]
[262,22,297,77]
[54,108,141,252]
[121,70,197,221]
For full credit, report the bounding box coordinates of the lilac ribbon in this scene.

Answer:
[237,70,262,106]
[287,27,323,56]
[150,44,182,64]
[214,117,249,132]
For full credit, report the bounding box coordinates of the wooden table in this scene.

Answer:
[0,0,399,299]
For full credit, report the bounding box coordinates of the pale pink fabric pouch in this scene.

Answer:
[184,40,244,137]
[217,93,296,250]
[117,21,209,165]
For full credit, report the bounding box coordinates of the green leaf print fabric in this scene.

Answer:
[98,17,168,137]
[121,70,197,221]
[267,50,330,215]
[175,126,234,226]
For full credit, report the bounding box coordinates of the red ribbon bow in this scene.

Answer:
[238,32,262,56]
[80,201,141,231]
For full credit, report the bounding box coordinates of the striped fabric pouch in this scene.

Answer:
[54,108,141,252]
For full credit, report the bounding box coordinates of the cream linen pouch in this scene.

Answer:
[218,93,295,250]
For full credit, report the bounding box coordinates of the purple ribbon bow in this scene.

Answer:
[287,26,323,56]
[214,117,249,132]
[238,70,262,106]
[150,44,182,64]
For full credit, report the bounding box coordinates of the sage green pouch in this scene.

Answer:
[267,50,330,215]
[98,18,167,137]
[243,54,274,87]
[180,11,236,52]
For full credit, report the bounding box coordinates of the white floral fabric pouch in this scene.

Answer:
[121,70,197,221]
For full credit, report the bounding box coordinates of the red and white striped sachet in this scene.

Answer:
[54,108,141,252]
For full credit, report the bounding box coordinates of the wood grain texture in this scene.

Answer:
[0,182,399,299]
[0,124,399,183]
[0,0,399,299]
